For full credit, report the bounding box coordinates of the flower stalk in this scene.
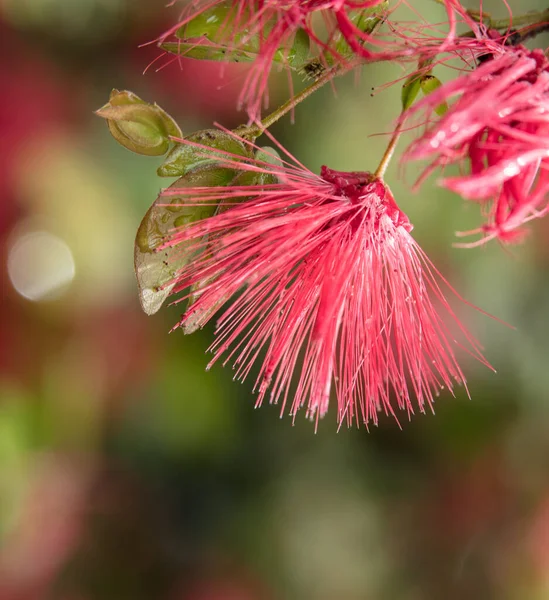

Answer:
[236,59,359,139]
[374,125,403,180]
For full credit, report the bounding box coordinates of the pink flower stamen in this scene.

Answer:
[404,42,549,245]
[159,131,493,428]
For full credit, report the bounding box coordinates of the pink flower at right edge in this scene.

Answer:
[158,132,494,429]
[403,39,549,247]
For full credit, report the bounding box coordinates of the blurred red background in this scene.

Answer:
[1,1,549,599]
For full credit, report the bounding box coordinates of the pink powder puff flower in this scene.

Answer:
[157,0,472,122]
[404,42,549,246]
[158,132,493,429]
[158,0,389,122]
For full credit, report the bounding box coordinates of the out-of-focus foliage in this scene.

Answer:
[1,1,549,599]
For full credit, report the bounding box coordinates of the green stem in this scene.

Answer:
[236,60,358,139]
[373,125,402,180]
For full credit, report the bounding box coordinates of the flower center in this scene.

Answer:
[320,165,412,230]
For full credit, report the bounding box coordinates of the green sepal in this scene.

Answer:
[135,168,236,316]
[420,74,449,116]
[96,90,182,156]
[157,129,251,178]
[401,74,423,111]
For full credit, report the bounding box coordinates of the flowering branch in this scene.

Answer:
[374,124,403,180]
[95,0,549,429]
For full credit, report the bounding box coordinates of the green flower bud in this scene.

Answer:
[96,90,182,156]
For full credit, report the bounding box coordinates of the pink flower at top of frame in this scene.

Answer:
[156,0,473,122]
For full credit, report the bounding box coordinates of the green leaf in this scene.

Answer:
[177,1,251,43]
[230,146,283,188]
[157,129,251,178]
[276,28,310,69]
[353,1,389,35]
[160,41,256,63]
[183,272,226,334]
[178,5,228,40]
[165,4,311,69]
[334,2,388,58]
[135,168,235,315]
[420,74,448,116]
[162,31,308,68]
[252,145,283,183]
[182,146,283,333]
[96,90,182,156]
[254,146,283,167]
[173,1,262,60]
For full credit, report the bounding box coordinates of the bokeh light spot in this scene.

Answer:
[7,231,75,301]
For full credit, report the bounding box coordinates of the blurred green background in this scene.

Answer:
[2,1,549,598]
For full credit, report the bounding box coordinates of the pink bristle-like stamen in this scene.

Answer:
[158,128,494,427]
